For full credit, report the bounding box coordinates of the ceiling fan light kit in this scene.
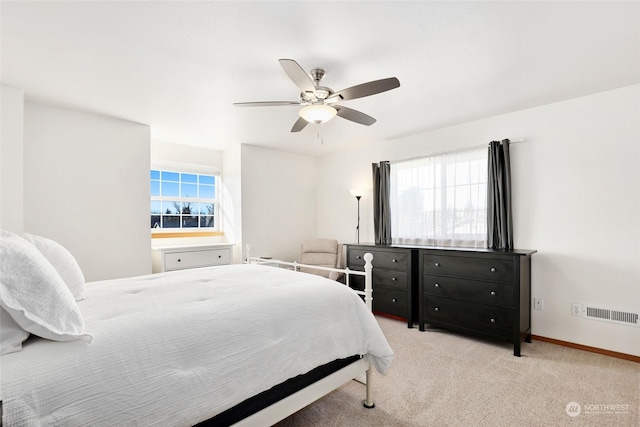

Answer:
[234,59,400,133]
[299,104,337,124]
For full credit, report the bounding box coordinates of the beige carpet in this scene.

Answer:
[275,316,639,427]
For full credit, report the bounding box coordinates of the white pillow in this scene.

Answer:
[23,233,85,301]
[0,234,90,342]
[1,229,18,239]
[1,306,30,355]
[0,230,30,355]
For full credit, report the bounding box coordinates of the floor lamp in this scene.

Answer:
[350,189,365,243]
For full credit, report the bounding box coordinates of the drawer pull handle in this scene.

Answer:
[218,255,221,258]
[177,259,181,262]
[490,318,496,323]
[434,307,439,311]
[434,283,440,288]
[392,259,398,263]
[392,298,397,303]
[490,267,496,272]
[392,277,397,281]
[490,291,496,296]
[356,255,362,259]
[434,262,440,267]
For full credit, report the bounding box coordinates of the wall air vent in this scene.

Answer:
[583,304,639,327]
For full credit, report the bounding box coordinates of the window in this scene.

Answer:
[390,147,487,247]
[150,169,218,231]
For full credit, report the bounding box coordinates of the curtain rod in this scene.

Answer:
[390,138,526,164]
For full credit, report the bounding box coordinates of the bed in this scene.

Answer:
[0,233,392,426]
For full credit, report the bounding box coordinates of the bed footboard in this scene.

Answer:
[245,245,374,311]
[244,244,377,415]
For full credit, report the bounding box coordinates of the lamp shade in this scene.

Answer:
[350,188,365,198]
[299,104,337,124]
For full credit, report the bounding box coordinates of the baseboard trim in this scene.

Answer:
[531,335,639,363]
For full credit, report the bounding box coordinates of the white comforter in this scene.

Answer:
[1,264,393,426]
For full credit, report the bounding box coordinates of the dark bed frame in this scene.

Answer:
[196,355,361,426]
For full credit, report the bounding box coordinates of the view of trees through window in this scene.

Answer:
[150,170,217,230]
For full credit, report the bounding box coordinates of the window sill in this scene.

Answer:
[151,231,224,239]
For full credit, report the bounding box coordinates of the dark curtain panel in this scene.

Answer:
[487,139,513,249]
[372,161,392,245]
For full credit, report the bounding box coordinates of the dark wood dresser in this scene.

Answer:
[345,244,418,328]
[418,247,536,356]
[345,243,535,356]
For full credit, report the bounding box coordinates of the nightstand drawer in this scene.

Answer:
[374,287,408,318]
[347,249,368,269]
[422,275,514,306]
[373,270,408,289]
[347,272,408,291]
[372,250,409,270]
[422,254,514,283]
[348,274,365,292]
[348,248,409,270]
[424,295,513,338]
[164,249,230,270]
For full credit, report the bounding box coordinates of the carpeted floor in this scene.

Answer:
[275,316,639,426]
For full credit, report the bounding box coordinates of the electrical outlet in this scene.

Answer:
[534,298,543,310]
[571,303,581,316]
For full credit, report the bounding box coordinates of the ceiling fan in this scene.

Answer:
[233,59,400,132]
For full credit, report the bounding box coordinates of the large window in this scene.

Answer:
[150,169,218,231]
[390,147,487,247]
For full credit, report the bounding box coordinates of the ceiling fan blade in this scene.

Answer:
[328,77,400,102]
[233,101,299,107]
[279,59,316,95]
[335,106,376,126]
[291,116,309,132]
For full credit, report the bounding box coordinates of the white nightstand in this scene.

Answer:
[151,243,234,273]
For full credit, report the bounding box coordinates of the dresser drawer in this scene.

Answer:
[373,269,408,289]
[424,295,513,338]
[348,248,409,271]
[374,287,408,318]
[164,248,230,270]
[422,254,514,283]
[422,275,514,306]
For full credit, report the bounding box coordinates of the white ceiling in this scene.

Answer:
[2,1,639,157]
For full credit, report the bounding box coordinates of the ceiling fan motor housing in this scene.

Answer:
[301,87,333,103]
[310,68,325,83]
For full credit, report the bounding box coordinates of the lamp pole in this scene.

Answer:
[350,189,364,244]
[355,195,361,244]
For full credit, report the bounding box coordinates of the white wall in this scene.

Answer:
[151,140,223,171]
[241,144,318,262]
[222,142,243,263]
[0,84,25,233]
[317,85,640,357]
[23,103,151,281]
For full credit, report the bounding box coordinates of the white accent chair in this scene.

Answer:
[299,239,343,281]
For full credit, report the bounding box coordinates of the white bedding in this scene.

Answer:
[1,264,393,426]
